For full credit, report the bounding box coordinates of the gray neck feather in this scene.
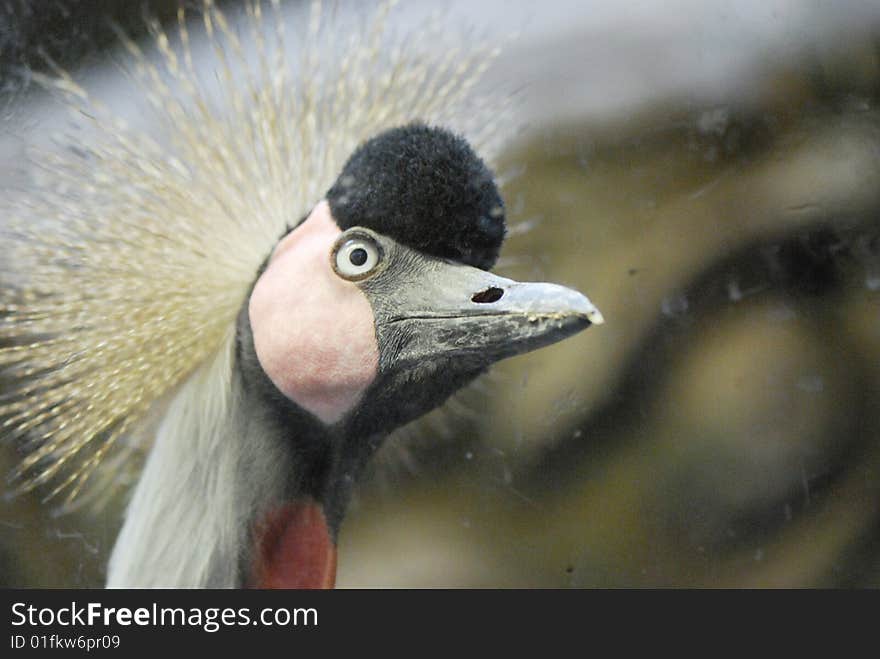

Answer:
[107,339,295,588]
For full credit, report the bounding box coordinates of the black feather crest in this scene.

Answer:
[327,123,505,270]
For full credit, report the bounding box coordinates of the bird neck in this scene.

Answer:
[106,330,382,588]
[106,335,298,587]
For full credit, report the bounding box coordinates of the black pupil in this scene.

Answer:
[349,247,368,267]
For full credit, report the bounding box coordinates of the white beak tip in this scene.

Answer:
[587,306,605,326]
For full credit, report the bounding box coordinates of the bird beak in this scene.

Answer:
[379,260,603,367]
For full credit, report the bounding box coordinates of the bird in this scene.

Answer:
[0,1,603,588]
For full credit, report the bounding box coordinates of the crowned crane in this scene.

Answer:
[0,2,602,588]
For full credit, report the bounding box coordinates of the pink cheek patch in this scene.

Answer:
[248,201,380,425]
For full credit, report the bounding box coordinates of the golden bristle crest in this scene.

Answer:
[0,0,506,506]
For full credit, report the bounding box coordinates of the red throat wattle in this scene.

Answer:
[252,500,337,589]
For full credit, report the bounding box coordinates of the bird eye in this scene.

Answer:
[334,236,381,280]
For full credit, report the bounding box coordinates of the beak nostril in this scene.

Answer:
[472,287,504,304]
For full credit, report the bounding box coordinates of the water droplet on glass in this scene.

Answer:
[661,292,688,316]
[796,375,824,393]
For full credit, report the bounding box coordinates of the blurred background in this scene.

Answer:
[2,0,880,587]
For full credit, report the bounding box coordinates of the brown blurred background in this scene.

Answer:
[2,0,880,587]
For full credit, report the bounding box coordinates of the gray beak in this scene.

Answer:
[379,259,603,368]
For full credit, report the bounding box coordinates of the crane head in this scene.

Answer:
[239,124,603,587]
